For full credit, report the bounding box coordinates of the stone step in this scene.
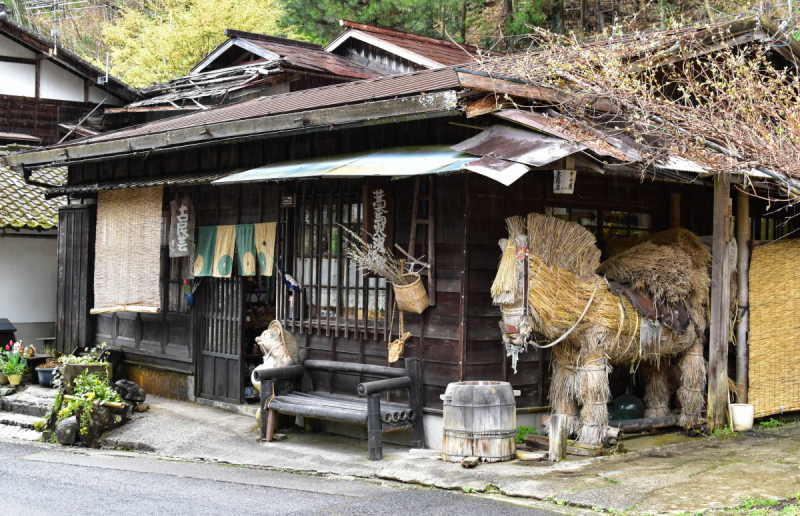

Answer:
[0,412,42,429]
[0,423,41,441]
[0,386,56,418]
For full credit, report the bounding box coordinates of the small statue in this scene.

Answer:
[23,345,35,358]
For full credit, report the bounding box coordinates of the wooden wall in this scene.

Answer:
[0,95,97,145]
[56,205,95,354]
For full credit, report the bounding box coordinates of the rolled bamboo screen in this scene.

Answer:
[748,239,800,417]
[91,186,164,314]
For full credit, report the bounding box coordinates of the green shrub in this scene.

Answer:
[517,425,537,444]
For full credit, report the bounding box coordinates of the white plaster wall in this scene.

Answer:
[0,33,36,59]
[88,85,123,106]
[0,232,57,327]
[40,60,85,102]
[0,62,35,97]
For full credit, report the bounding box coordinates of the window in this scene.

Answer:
[547,206,653,252]
[282,186,391,339]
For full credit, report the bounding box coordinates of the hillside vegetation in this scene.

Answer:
[2,0,761,88]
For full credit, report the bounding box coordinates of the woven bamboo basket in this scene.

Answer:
[393,273,429,314]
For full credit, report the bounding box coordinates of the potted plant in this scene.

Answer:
[2,341,27,386]
[0,349,7,385]
[36,360,60,388]
[183,278,200,307]
[59,343,111,394]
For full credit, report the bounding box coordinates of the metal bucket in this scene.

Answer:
[441,381,516,463]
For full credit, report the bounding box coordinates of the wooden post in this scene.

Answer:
[708,173,732,431]
[367,393,383,460]
[595,0,605,32]
[736,189,750,404]
[259,379,272,441]
[549,414,567,462]
[670,193,681,229]
[405,357,426,449]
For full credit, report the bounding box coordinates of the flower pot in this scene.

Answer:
[730,403,754,431]
[63,363,111,394]
[0,371,8,385]
[36,367,56,388]
[185,293,195,307]
[7,374,22,386]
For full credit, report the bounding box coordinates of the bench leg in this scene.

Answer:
[265,409,276,442]
[367,393,383,460]
[260,379,274,442]
[405,357,426,449]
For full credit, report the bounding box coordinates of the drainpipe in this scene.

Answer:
[735,189,750,403]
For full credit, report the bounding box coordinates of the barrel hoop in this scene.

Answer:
[442,429,516,439]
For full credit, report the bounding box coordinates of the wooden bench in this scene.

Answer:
[255,358,425,460]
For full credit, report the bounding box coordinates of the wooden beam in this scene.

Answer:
[6,90,460,167]
[549,415,567,461]
[35,54,41,99]
[670,193,681,228]
[456,71,614,112]
[0,55,36,65]
[735,189,750,403]
[707,173,732,431]
[760,15,800,60]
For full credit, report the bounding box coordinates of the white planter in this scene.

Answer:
[731,403,754,431]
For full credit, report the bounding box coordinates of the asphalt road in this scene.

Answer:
[0,440,563,516]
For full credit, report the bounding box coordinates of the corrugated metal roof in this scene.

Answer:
[45,170,234,198]
[0,147,65,229]
[44,67,461,151]
[461,156,529,186]
[452,124,585,167]
[213,146,476,183]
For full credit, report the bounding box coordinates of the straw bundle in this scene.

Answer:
[549,343,582,435]
[576,327,612,444]
[527,213,600,281]
[491,216,526,305]
[340,224,408,285]
[677,340,706,427]
[643,362,671,418]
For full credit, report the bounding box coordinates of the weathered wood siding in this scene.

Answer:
[0,94,98,145]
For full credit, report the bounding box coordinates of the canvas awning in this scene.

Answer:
[212,146,477,184]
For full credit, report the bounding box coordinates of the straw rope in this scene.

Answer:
[749,239,800,417]
[92,186,163,314]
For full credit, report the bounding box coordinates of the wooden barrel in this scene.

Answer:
[441,381,516,463]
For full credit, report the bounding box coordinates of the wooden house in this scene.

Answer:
[0,8,139,145]
[3,16,796,446]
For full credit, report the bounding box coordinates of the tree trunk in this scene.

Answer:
[580,0,587,33]
[461,1,467,42]
[704,0,716,21]
[596,0,605,33]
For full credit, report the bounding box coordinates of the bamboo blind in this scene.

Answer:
[91,186,164,314]
[748,239,800,417]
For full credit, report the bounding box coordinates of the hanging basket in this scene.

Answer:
[393,273,429,314]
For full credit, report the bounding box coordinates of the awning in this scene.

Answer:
[461,156,529,186]
[212,146,477,184]
[451,124,585,167]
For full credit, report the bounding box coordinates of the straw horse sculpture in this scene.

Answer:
[494,214,710,444]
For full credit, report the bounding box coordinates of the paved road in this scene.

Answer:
[0,440,563,516]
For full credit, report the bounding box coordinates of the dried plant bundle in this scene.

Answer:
[339,224,408,286]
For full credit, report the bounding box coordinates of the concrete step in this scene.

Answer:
[0,412,42,430]
[0,423,41,441]
[0,385,57,418]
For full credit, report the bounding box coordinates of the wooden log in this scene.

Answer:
[253,365,306,382]
[281,393,398,423]
[405,357,425,449]
[548,414,567,462]
[265,408,276,442]
[266,399,368,424]
[367,393,383,460]
[525,434,606,457]
[708,173,732,431]
[303,360,408,378]
[311,391,416,419]
[357,376,412,396]
[461,456,481,468]
[608,416,679,432]
[542,415,622,440]
[735,189,750,404]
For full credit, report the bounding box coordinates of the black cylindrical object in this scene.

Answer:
[266,399,367,424]
[310,392,415,418]
[358,376,412,396]
[304,360,408,378]
[253,365,305,382]
[283,393,403,422]
[367,393,383,460]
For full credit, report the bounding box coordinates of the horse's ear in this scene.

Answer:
[498,238,507,251]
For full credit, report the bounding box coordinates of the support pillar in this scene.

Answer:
[670,193,681,229]
[736,189,750,403]
[708,173,732,431]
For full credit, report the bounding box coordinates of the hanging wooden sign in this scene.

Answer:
[553,170,577,194]
[362,185,393,253]
[169,195,195,257]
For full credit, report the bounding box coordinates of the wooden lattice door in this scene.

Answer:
[195,276,245,404]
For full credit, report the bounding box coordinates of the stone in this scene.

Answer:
[273,433,287,441]
[79,406,128,448]
[135,403,150,412]
[56,416,78,445]
[41,430,53,441]
[0,386,16,397]
[114,380,147,403]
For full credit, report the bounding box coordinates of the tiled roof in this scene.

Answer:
[0,147,66,230]
[244,37,381,79]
